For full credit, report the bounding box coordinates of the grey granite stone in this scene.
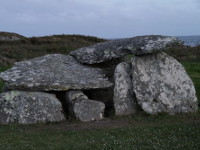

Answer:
[0,91,65,124]
[66,90,105,122]
[70,35,182,64]
[114,62,137,116]
[131,52,198,114]
[0,54,112,91]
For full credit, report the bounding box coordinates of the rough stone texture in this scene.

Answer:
[0,91,65,124]
[114,62,137,116]
[131,52,198,114]
[66,90,105,122]
[90,57,126,82]
[0,54,112,91]
[70,35,182,64]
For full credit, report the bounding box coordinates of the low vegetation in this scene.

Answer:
[0,34,105,67]
[182,62,200,101]
[0,66,10,91]
[0,112,199,150]
[0,32,200,150]
[166,45,200,62]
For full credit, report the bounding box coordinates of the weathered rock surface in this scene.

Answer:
[66,90,105,122]
[0,54,112,91]
[0,91,65,124]
[69,35,182,64]
[131,52,198,114]
[114,62,137,116]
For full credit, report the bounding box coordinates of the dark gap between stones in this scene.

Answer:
[49,91,71,119]
[83,88,115,117]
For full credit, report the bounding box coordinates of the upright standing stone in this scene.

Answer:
[65,90,105,122]
[131,52,198,114]
[114,62,137,116]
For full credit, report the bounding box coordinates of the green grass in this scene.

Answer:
[182,62,200,101]
[0,66,11,92]
[0,114,200,150]
[0,80,5,92]
[0,66,10,72]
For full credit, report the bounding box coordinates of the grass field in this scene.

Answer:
[0,112,199,150]
[182,62,200,101]
[0,33,200,150]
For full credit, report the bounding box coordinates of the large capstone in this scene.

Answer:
[114,62,137,116]
[0,91,65,124]
[65,90,105,122]
[0,54,112,91]
[131,52,198,114]
[69,35,182,64]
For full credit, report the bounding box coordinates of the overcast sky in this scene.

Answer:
[0,0,200,38]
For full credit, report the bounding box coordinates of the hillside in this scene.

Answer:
[0,32,200,68]
[166,45,200,62]
[0,32,27,41]
[0,32,106,67]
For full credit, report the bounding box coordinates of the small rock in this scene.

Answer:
[114,62,137,115]
[65,90,105,122]
[0,91,65,124]
[131,52,198,114]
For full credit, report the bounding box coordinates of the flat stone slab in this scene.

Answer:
[65,90,105,122]
[0,54,112,91]
[114,62,137,116]
[0,91,65,124]
[70,35,182,64]
[131,52,198,114]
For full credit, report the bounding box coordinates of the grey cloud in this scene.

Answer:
[0,0,200,38]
